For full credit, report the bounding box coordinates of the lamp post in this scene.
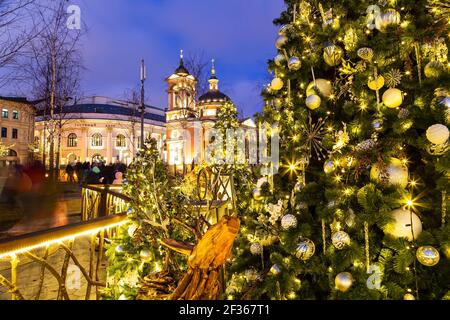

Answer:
[139,59,146,149]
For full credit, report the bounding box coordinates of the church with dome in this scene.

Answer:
[165,51,256,168]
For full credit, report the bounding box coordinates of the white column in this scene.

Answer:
[106,128,113,164]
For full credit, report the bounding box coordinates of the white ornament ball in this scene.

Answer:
[250,243,263,256]
[370,157,408,188]
[416,246,440,267]
[115,245,124,254]
[332,231,351,250]
[426,124,449,145]
[127,224,138,237]
[296,238,315,261]
[271,77,284,91]
[274,54,286,66]
[335,272,353,292]
[306,79,333,97]
[276,35,288,49]
[306,94,321,110]
[140,249,152,261]
[384,208,422,241]
[288,56,301,71]
[382,88,403,108]
[281,214,298,230]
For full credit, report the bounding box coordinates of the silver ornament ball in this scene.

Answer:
[281,214,298,230]
[335,272,353,292]
[250,242,263,256]
[288,56,302,71]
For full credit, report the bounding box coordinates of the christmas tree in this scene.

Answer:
[103,138,193,300]
[228,0,450,300]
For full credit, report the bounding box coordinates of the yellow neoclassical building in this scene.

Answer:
[0,96,36,166]
[34,96,166,166]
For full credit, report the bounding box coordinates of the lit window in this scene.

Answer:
[91,133,103,147]
[12,128,18,139]
[12,110,19,120]
[2,109,8,118]
[116,134,126,147]
[67,133,77,147]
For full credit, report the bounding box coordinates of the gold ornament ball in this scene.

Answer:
[335,272,353,292]
[368,75,385,91]
[306,79,333,98]
[253,188,264,201]
[416,246,440,267]
[357,47,374,61]
[443,244,450,259]
[288,56,302,71]
[271,77,284,91]
[306,94,321,110]
[424,61,444,79]
[332,231,351,250]
[323,44,344,66]
[426,124,449,145]
[274,54,286,66]
[375,9,401,32]
[323,160,335,174]
[404,293,416,300]
[276,35,288,49]
[270,264,281,275]
[370,157,408,188]
[382,88,403,108]
[384,208,422,241]
[296,238,315,261]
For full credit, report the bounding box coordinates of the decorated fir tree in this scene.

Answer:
[228,0,450,300]
[103,138,193,300]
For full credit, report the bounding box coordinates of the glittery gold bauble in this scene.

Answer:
[323,44,344,66]
[357,47,374,61]
[404,293,416,300]
[275,35,288,49]
[295,238,315,261]
[281,214,298,230]
[424,61,444,79]
[306,94,321,110]
[384,208,422,241]
[370,157,408,188]
[368,75,385,90]
[306,79,333,97]
[335,272,353,292]
[332,231,351,250]
[250,242,263,255]
[382,88,403,108]
[416,246,440,267]
[426,124,449,145]
[271,77,284,91]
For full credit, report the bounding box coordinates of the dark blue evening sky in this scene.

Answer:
[76,0,285,117]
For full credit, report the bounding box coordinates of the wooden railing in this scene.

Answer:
[81,185,130,221]
[0,214,128,300]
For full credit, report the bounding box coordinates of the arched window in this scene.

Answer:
[91,154,103,163]
[67,133,77,147]
[8,149,17,157]
[91,133,103,147]
[116,134,126,147]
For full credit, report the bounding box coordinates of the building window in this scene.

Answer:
[12,129,18,139]
[2,109,8,118]
[67,133,77,147]
[1,127,6,138]
[12,110,19,120]
[91,133,103,147]
[8,149,17,157]
[116,134,126,147]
